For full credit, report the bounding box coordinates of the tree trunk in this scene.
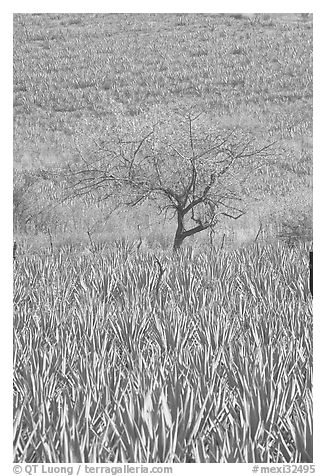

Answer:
[173,209,210,252]
[173,233,185,251]
[173,211,186,251]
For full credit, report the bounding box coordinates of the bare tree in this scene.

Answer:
[65,112,274,251]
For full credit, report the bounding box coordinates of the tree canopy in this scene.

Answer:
[66,111,275,250]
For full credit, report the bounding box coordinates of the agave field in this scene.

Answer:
[13,12,313,465]
[13,242,312,463]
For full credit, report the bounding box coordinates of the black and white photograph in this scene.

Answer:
[12,7,314,468]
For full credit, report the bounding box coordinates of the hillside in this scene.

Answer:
[13,13,313,250]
